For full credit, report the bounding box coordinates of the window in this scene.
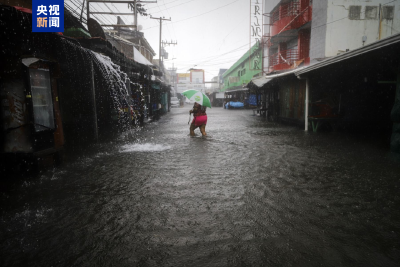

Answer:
[365,6,378,19]
[349,6,361,20]
[29,68,55,132]
[383,6,394,20]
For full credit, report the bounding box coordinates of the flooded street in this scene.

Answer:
[1,106,400,267]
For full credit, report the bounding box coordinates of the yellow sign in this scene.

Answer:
[178,73,190,78]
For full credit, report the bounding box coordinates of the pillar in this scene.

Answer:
[305,77,309,131]
[391,66,400,153]
[90,61,98,142]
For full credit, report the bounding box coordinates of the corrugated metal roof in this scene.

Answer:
[225,88,249,93]
[250,68,305,88]
[133,46,153,66]
[251,76,273,87]
[295,33,400,76]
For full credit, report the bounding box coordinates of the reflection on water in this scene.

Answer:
[120,143,172,152]
[1,106,400,266]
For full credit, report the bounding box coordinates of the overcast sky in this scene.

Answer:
[89,0,253,81]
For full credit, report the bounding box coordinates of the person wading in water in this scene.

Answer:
[189,102,207,136]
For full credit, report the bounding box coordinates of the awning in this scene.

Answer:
[134,47,153,66]
[251,76,273,87]
[250,68,304,88]
[225,88,249,93]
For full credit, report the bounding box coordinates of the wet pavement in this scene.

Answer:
[1,105,400,266]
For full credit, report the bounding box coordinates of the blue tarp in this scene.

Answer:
[248,94,258,106]
[226,101,244,109]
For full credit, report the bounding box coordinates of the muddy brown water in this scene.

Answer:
[1,105,400,266]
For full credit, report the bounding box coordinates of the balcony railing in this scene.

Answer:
[269,49,299,71]
[270,1,300,25]
[269,0,312,36]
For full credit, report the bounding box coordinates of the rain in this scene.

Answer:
[1,0,400,266]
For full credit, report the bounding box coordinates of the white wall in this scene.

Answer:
[325,0,400,57]
[210,76,219,90]
[177,73,190,84]
[191,71,204,83]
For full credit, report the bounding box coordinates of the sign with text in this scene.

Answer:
[250,0,262,49]
[250,0,262,71]
[32,0,64,32]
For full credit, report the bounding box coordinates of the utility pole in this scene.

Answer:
[161,40,178,47]
[150,16,171,69]
[161,40,177,71]
[168,62,177,94]
[132,0,157,30]
[80,0,85,23]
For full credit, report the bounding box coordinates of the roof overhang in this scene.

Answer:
[251,76,273,87]
[225,88,249,93]
[133,46,153,66]
[250,68,303,88]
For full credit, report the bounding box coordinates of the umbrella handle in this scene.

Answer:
[188,113,191,125]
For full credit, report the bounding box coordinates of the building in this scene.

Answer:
[222,44,262,92]
[107,16,156,63]
[218,69,228,90]
[0,2,165,172]
[264,0,312,73]
[309,1,400,63]
[263,0,400,73]
[176,69,205,94]
[248,0,400,152]
[209,76,219,92]
[176,73,191,94]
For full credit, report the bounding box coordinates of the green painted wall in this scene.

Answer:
[221,44,262,92]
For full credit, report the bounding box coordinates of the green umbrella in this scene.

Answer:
[182,89,211,108]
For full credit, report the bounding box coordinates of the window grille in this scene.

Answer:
[383,6,394,20]
[349,6,361,20]
[365,6,378,19]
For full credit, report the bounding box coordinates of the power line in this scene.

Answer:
[149,0,197,13]
[161,0,178,41]
[383,0,397,5]
[143,0,241,30]
[147,0,185,10]
[175,54,250,66]
[154,1,174,41]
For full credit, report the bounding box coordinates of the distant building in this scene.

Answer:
[105,16,156,63]
[218,69,227,90]
[222,44,262,92]
[210,76,219,92]
[209,69,227,93]
[176,69,205,94]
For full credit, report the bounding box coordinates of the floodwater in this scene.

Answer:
[1,105,400,267]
